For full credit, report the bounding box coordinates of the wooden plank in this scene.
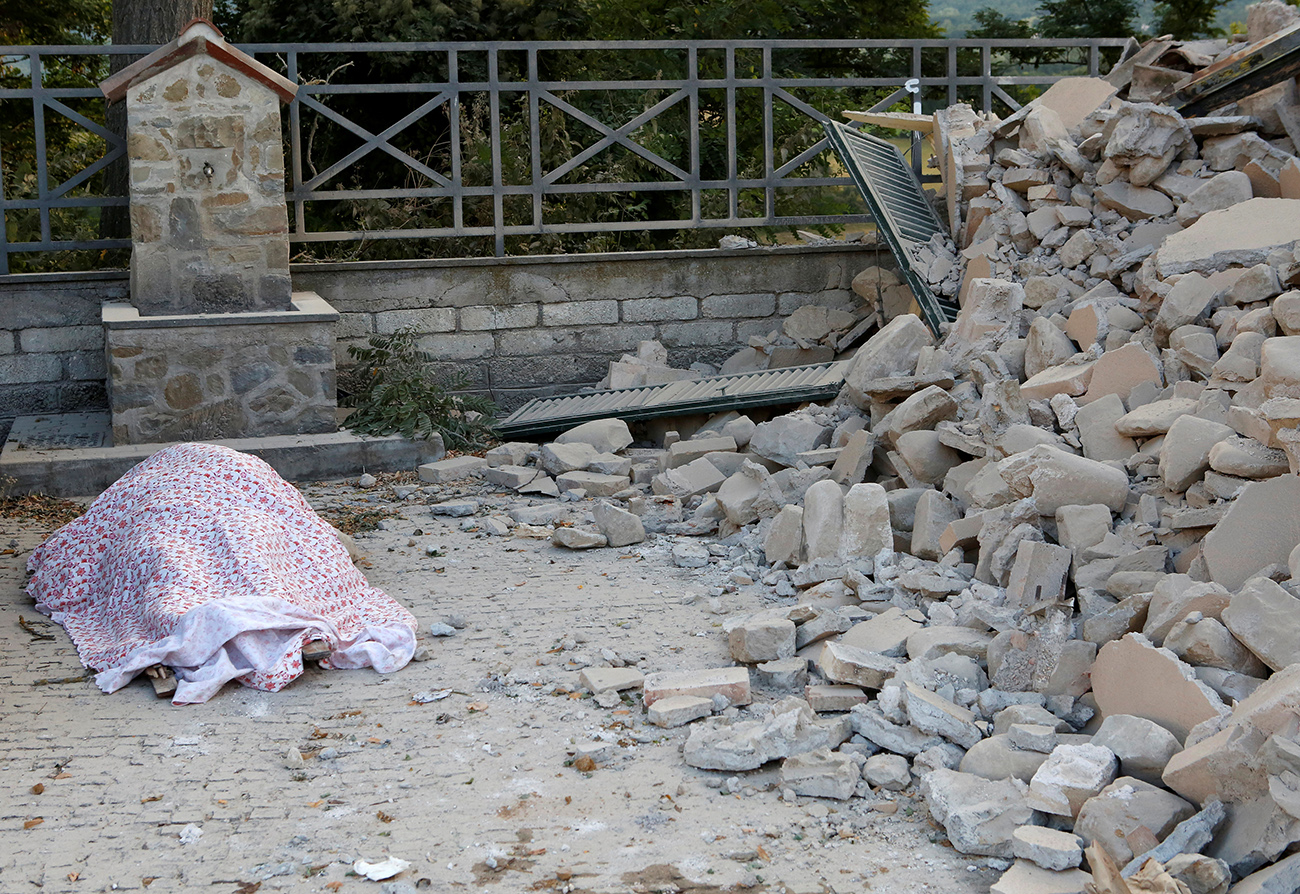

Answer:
[1161,23,1300,115]
[842,110,933,133]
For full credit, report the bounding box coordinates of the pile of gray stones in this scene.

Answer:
[413,5,1300,891]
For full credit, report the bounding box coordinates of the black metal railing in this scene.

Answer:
[0,38,1130,274]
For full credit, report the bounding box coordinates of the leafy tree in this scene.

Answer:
[1037,0,1136,38]
[0,0,111,44]
[1151,0,1230,37]
[966,7,1035,39]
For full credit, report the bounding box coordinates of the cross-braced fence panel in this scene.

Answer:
[0,38,1130,273]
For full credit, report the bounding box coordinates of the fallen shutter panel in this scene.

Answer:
[496,360,850,439]
[823,121,960,336]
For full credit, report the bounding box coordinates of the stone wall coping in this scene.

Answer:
[102,292,339,329]
[0,243,879,290]
[289,242,876,275]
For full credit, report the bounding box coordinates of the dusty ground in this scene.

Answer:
[0,477,1002,894]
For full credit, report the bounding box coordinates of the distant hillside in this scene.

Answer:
[931,0,1257,38]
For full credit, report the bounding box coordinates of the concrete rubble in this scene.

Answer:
[406,11,1300,891]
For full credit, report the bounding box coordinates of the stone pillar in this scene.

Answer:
[100,22,340,444]
[103,20,296,316]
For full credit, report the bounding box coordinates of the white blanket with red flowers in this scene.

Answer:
[27,443,416,704]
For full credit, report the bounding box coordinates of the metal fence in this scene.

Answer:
[0,38,1130,273]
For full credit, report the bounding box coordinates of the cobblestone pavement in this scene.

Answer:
[0,481,998,894]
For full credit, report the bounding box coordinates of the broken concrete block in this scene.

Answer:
[801,479,843,562]
[1159,414,1235,493]
[579,667,645,694]
[749,415,832,467]
[1124,801,1227,878]
[989,861,1092,894]
[538,441,600,477]
[1075,393,1138,462]
[1222,577,1300,672]
[1096,180,1175,220]
[895,430,962,485]
[1025,317,1079,379]
[804,684,869,713]
[780,748,860,800]
[755,657,807,691]
[647,695,713,728]
[484,464,539,490]
[671,541,710,568]
[905,682,983,749]
[591,500,645,547]
[1178,170,1253,226]
[1166,613,1268,677]
[1011,826,1084,871]
[763,504,803,566]
[1229,851,1300,894]
[726,616,796,664]
[555,470,629,498]
[651,457,726,499]
[1090,714,1181,787]
[668,435,737,469]
[715,461,768,526]
[864,753,912,790]
[1074,776,1196,866]
[1027,744,1119,818]
[950,278,1025,344]
[1261,335,1300,400]
[883,385,960,446]
[1005,540,1073,609]
[818,641,898,690]
[843,314,935,407]
[1115,397,1197,437]
[1208,436,1289,479]
[1091,633,1228,742]
[643,667,751,708]
[418,455,486,483]
[1020,361,1096,402]
[850,702,946,755]
[911,490,960,560]
[907,626,993,662]
[919,769,1041,858]
[829,428,876,486]
[554,418,633,454]
[1201,476,1300,590]
[961,735,1053,783]
[552,527,607,549]
[1080,342,1162,405]
[840,608,923,657]
[840,482,891,559]
[1156,198,1300,277]
[998,444,1129,514]
[682,698,849,770]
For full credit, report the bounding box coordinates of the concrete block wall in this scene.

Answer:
[294,243,889,409]
[0,243,889,443]
[0,271,128,443]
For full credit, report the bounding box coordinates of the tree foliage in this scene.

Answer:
[1036,0,1136,37]
[1152,0,1230,38]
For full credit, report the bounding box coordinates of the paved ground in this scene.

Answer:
[0,478,1001,893]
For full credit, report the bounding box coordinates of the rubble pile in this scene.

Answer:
[414,7,1300,891]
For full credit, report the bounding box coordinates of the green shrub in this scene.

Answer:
[340,327,498,449]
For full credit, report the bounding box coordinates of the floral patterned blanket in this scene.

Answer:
[27,443,417,704]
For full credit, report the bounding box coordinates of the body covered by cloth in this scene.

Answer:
[26,443,417,704]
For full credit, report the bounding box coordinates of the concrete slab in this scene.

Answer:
[0,412,442,497]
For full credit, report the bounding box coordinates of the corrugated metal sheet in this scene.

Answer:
[823,121,960,336]
[496,360,850,438]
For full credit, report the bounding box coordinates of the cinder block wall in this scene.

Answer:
[0,271,127,442]
[0,243,887,442]
[294,244,888,409]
